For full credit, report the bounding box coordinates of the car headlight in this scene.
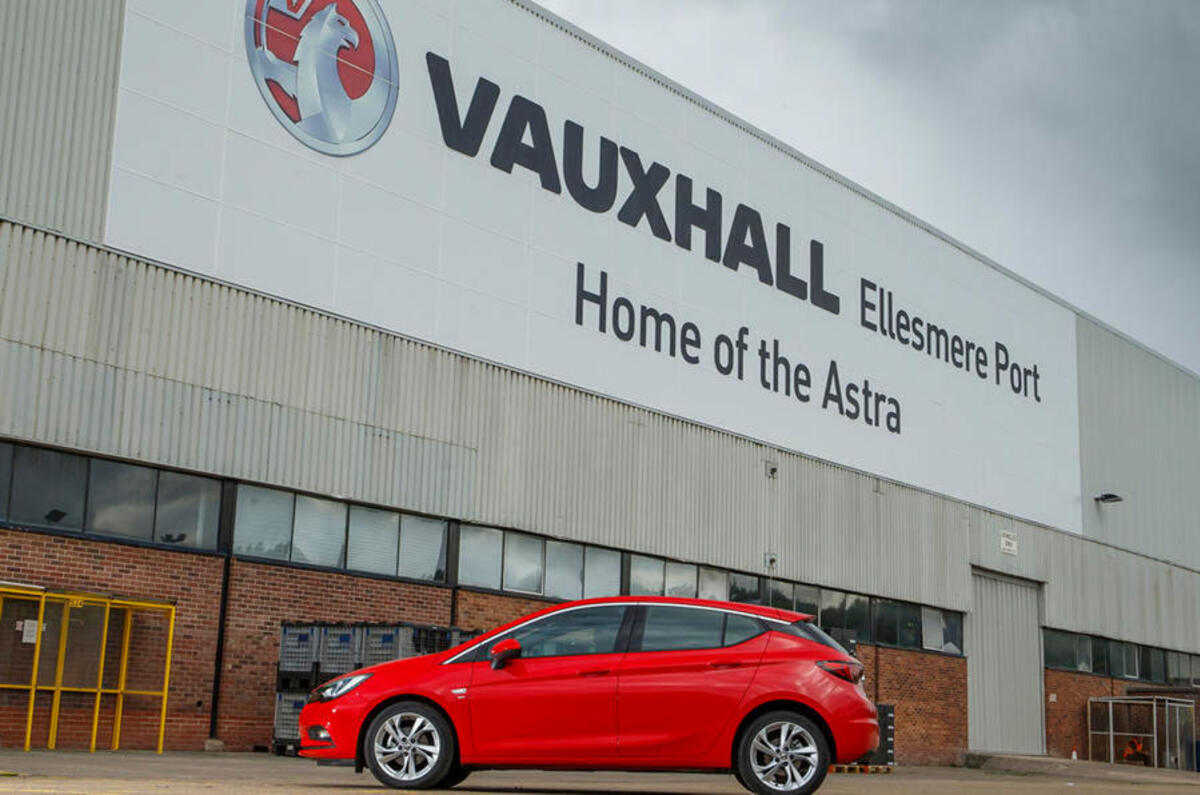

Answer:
[309,673,372,703]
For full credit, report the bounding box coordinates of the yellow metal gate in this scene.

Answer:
[0,582,175,752]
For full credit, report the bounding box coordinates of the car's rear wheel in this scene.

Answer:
[735,711,829,794]
[363,701,456,789]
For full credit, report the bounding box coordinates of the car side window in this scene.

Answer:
[483,605,628,660]
[639,606,725,651]
[723,613,765,646]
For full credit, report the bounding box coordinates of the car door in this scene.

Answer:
[617,605,769,760]
[467,604,630,762]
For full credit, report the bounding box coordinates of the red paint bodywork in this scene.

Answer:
[299,596,878,771]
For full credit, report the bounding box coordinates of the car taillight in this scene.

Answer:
[817,659,864,684]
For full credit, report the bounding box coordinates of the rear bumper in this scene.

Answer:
[833,715,880,763]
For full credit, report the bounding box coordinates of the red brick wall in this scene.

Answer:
[863,644,967,765]
[453,589,555,633]
[1044,668,1117,759]
[215,560,452,750]
[0,529,222,751]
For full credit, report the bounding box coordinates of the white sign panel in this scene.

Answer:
[105,0,1083,532]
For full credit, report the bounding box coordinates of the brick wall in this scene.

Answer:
[453,588,555,633]
[215,560,452,750]
[1044,668,1116,759]
[864,644,967,765]
[0,528,222,751]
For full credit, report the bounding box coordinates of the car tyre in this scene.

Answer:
[363,700,457,790]
[735,711,829,795]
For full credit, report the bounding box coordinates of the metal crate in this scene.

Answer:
[361,626,402,666]
[274,691,308,741]
[279,625,317,672]
[318,625,361,673]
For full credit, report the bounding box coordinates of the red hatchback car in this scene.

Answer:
[299,596,878,794]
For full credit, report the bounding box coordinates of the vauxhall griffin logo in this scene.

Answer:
[245,0,398,156]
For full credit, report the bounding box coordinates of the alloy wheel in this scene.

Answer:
[748,720,821,791]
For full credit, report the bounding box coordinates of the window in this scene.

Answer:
[1167,651,1191,686]
[1140,646,1165,683]
[629,555,664,596]
[544,540,583,600]
[768,580,793,609]
[872,599,897,646]
[154,471,219,549]
[503,532,544,593]
[728,572,760,603]
[233,485,293,560]
[1074,634,1093,673]
[347,506,399,575]
[698,567,728,601]
[1091,637,1110,676]
[922,607,963,655]
[10,447,87,530]
[664,562,697,598]
[845,593,872,644]
[1044,629,1075,669]
[640,606,724,651]
[820,589,846,635]
[794,585,819,617]
[290,495,346,567]
[1192,655,1200,687]
[0,442,13,520]
[583,547,621,598]
[873,599,921,649]
[459,525,503,588]
[86,460,157,541]
[508,605,626,658]
[724,613,765,646]
[1109,641,1138,679]
[398,515,446,581]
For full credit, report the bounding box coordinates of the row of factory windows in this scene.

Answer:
[1043,628,1200,687]
[4,441,961,654]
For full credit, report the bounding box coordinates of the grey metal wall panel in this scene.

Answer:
[1077,316,1200,570]
[968,571,1044,754]
[0,0,123,240]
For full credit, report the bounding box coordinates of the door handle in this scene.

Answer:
[577,668,611,677]
[708,661,741,669]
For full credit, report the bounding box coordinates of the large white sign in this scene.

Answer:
[106,0,1083,532]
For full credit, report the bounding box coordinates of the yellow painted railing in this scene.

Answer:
[0,583,175,753]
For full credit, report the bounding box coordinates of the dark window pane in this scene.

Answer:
[399,515,447,581]
[698,568,728,601]
[1141,647,1165,683]
[1167,651,1190,686]
[629,555,664,596]
[641,606,724,651]
[459,525,503,588]
[1044,630,1075,669]
[873,599,898,646]
[897,602,922,649]
[233,485,293,560]
[819,590,847,633]
[724,613,765,646]
[1091,637,1109,676]
[0,442,12,520]
[1108,640,1126,678]
[583,547,621,598]
[291,495,346,567]
[503,532,544,593]
[544,540,583,601]
[943,612,963,655]
[1075,635,1093,672]
[509,605,625,658]
[154,472,220,549]
[664,562,697,598]
[845,594,871,644]
[10,447,87,530]
[347,506,399,575]
[768,580,793,609]
[728,573,760,603]
[794,585,819,618]
[1122,643,1139,679]
[86,460,156,541]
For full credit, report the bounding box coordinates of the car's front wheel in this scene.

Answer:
[363,701,456,789]
[735,711,830,794]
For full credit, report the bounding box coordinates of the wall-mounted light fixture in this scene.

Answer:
[1094,493,1123,504]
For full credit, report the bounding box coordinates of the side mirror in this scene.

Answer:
[489,637,521,670]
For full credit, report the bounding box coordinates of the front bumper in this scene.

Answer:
[297,697,360,760]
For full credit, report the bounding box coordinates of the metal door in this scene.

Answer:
[968,570,1045,754]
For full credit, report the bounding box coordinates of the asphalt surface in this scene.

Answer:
[0,750,1197,793]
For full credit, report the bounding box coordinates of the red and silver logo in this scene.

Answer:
[245,0,398,156]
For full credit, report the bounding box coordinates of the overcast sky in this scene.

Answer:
[537,0,1200,375]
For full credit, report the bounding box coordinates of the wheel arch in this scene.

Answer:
[731,699,837,769]
[355,693,462,773]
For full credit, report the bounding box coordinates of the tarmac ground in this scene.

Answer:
[0,749,1197,794]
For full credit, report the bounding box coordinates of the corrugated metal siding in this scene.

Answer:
[0,0,123,240]
[1077,316,1200,571]
[968,571,1044,754]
